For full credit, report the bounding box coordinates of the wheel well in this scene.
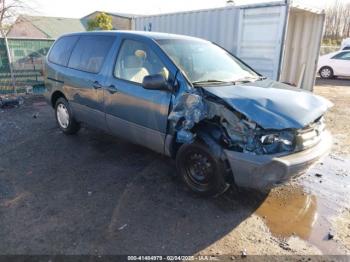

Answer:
[319,66,333,72]
[51,91,66,108]
[171,120,225,159]
[172,123,235,185]
[171,141,182,159]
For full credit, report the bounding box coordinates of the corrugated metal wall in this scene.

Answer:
[134,4,287,80]
[134,3,325,90]
[135,7,240,54]
[0,38,54,94]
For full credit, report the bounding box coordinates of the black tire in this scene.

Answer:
[176,141,229,197]
[55,97,80,135]
[319,66,334,79]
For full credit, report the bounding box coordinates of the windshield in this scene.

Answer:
[157,39,259,84]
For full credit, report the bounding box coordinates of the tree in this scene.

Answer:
[323,0,350,45]
[87,12,113,31]
[0,0,28,37]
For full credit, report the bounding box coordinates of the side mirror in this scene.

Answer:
[142,74,171,91]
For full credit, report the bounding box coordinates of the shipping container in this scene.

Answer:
[134,1,325,91]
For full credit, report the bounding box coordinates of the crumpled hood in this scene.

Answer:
[202,79,333,130]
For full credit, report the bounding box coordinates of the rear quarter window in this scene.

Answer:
[68,35,115,74]
[48,36,79,66]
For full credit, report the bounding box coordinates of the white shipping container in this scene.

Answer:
[133,1,325,91]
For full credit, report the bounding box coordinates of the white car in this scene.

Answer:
[317,50,350,79]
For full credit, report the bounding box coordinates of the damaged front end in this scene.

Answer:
[169,89,301,156]
[205,99,297,155]
[168,83,332,189]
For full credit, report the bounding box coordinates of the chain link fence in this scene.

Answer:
[0,37,54,94]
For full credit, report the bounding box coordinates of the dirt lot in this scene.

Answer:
[0,78,349,257]
[314,78,350,155]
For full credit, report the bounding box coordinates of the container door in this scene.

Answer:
[279,8,325,91]
[236,5,288,80]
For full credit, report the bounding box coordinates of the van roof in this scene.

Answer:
[60,30,206,41]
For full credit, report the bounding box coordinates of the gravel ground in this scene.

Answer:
[314,78,350,155]
[0,79,349,257]
[314,78,350,255]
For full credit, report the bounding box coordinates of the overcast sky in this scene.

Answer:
[26,0,348,18]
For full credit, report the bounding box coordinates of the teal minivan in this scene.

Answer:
[45,31,332,196]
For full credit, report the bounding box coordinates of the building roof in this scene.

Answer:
[9,12,136,39]
[108,12,140,18]
[19,15,86,39]
[82,11,139,19]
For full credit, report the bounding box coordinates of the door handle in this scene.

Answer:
[106,84,118,94]
[93,81,102,89]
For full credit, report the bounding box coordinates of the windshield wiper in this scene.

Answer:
[233,76,266,83]
[192,80,231,86]
[192,76,266,86]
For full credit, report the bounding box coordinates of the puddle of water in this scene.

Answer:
[256,187,318,240]
[255,155,350,254]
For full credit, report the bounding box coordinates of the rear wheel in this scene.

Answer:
[176,141,229,196]
[55,97,80,135]
[319,66,334,79]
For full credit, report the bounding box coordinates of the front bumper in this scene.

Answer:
[224,131,332,190]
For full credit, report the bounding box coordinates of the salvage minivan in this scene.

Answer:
[44,31,332,196]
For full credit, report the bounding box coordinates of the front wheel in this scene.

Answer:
[176,141,229,197]
[55,97,80,135]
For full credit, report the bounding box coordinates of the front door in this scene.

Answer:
[332,51,350,77]
[103,37,174,154]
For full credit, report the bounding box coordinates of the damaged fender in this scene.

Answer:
[168,90,208,144]
[167,77,333,189]
[168,78,332,156]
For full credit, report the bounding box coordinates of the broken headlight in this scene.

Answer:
[259,131,295,154]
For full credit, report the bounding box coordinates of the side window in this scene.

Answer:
[341,52,350,60]
[48,36,79,66]
[114,39,169,84]
[332,52,350,60]
[68,36,114,73]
